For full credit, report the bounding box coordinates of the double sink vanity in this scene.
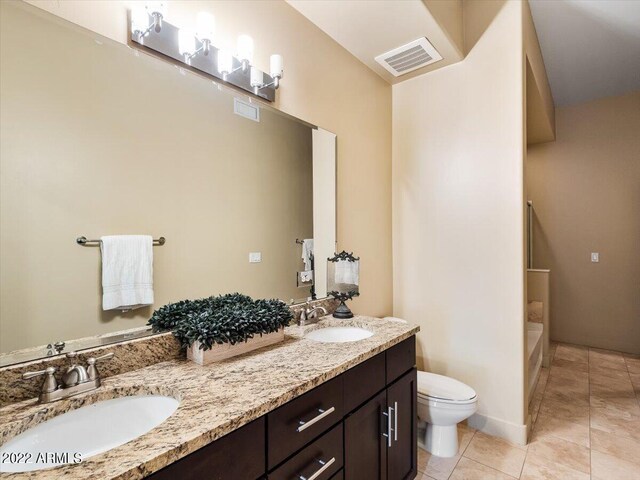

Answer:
[0,316,419,479]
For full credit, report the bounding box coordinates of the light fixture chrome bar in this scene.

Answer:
[129,13,278,102]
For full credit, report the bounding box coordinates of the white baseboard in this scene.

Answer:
[467,412,528,446]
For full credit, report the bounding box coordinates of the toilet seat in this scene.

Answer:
[417,371,477,405]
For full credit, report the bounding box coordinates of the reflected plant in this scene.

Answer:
[148,293,292,350]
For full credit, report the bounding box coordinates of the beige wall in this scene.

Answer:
[527,91,640,354]
[1,0,318,352]
[393,0,527,444]
[8,0,393,336]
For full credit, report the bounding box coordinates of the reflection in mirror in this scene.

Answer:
[0,2,336,365]
[327,252,360,319]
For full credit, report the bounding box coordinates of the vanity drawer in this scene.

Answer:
[343,352,386,413]
[386,336,416,384]
[267,375,343,468]
[268,424,343,480]
[147,417,265,480]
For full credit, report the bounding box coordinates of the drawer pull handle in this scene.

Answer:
[297,406,336,433]
[299,457,335,480]
[382,404,394,447]
[394,400,398,442]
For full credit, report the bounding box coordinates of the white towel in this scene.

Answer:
[335,259,359,286]
[301,239,314,271]
[101,235,154,311]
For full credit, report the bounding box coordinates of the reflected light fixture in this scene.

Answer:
[129,7,284,101]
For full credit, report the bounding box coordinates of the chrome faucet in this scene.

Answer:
[23,351,114,404]
[299,302,328,326]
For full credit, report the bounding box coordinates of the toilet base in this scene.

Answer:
[423,423,459,458]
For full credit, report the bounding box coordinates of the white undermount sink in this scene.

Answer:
[305,326,374,343]
[0,395,179,473]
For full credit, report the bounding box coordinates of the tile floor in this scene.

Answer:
[417,342,640,479]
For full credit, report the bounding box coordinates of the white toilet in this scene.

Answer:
[417,371,478,458]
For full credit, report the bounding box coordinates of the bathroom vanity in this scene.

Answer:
[150,337,416,480]
[0,317,419,479]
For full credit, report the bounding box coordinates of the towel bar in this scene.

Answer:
[76,236,166,246]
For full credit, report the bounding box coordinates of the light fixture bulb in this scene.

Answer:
[145,1,167,17]
[178,28,196,56]
[218,49,233,75]
[196,12,215,42]
[237,34,254,63]
[270,54,283,79]
[131,7,149,34]
[250,66,263,87]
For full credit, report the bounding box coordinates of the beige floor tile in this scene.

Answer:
[591,427,640,466]
[450,457,517,480]
[590,364,634,382]
[549,364,589,383]
[630,373,640,395]
[527,432,590,473]
[554,344,589,363]
[538,397,589,425]
[416,472,439,480]
[590,390,640,411]
[589,372,635,392]
[417,424,475,480]
[590,406,640,441]
[625,356,640,374]
[591,450,640,480]
[589,348,627,371]
[520,455,590,480]
[550,357,589,374]
[544,378,589,406]
[533,412,590,447]
[463,432,526,478]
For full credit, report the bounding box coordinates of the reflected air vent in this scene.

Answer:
[234,98,260,122]
[374,37,442,77]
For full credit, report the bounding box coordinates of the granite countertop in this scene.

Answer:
[0,316,419,479]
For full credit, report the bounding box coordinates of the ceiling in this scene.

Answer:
[286,0,464,85]
[529,0,640,106]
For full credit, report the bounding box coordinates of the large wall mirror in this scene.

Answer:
[0,2,336,365]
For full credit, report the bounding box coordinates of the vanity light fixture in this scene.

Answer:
[131,1,167,41]
[129,6,283,101]
[251,54,284,94]
[196,12,215,55]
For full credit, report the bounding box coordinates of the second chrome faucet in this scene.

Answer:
[23,351,114,404]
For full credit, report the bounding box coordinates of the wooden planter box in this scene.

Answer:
[187,328,285,365]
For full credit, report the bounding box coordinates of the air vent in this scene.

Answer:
[375,37,442,77]
[234,98,260,122]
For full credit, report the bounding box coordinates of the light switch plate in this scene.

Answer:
[591,252,599,263]
[249,252,262,263]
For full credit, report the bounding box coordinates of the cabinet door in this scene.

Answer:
[387,369,417,480]
[344,390,387,480]
[147,417,265,480]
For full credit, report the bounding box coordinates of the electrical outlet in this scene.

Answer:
[249,252,262,263]
[591,252,599,263]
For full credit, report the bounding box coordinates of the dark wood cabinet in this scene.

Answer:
[268,424,343,480]
[147,417,265,480]
[344,390,388,480]
[387,369,418,480]
[146,336,417,480]
[344,369,417,480]
[267,374,343,468]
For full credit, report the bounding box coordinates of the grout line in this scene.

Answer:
[445,429,475,480]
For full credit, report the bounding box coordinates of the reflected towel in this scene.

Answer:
[101,235,154,311]
[335,259,359,286]
[301,239,314,271]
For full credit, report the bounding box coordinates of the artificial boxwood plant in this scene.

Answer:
[148,293,292,350]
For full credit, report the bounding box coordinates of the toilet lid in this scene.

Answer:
[417,371,476,402]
